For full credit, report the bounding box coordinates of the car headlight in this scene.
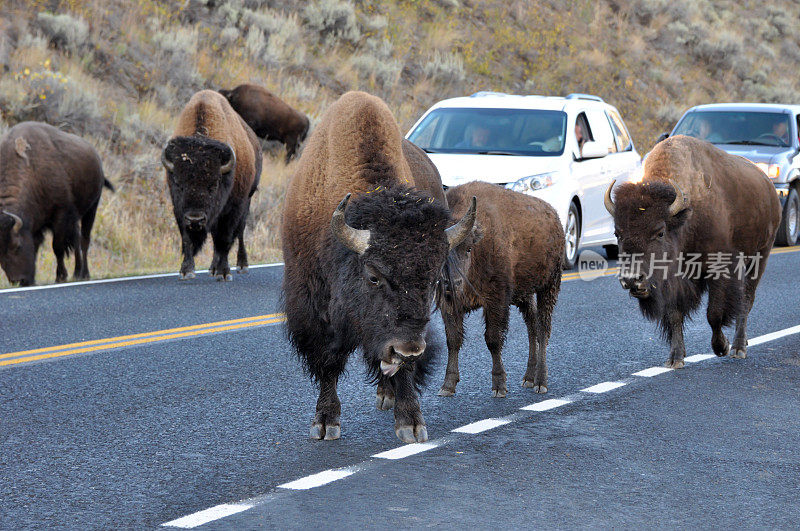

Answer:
[755,163,780,179]
[507,172,556,193]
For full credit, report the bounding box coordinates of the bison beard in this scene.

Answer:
[283,185,451,443]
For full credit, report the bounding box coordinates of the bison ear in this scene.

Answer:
[471,221,485,245]
[218,89,231,100]
[161,141,175,172]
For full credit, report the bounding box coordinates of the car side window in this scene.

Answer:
[607,110,632,152]
[796,114,800,146]
[585,109,617,154]
[575,112,592,151]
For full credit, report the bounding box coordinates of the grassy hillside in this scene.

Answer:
[1,0,798,286]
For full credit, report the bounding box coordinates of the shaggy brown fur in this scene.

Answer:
[610,135,781,367]
[219,84,309,163]
[166,89,262,280]
[437,181,564,397]
[0,121,112,285]
[282,91,467,444]
[402,139,447,206]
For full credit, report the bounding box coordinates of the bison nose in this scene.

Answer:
[392,339,427,360]
[620,273,645,291]
[184,212,206,229]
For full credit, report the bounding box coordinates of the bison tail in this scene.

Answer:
[103,179,115,192]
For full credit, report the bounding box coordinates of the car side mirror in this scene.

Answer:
[656,132,669,144]
[578,141,607,160]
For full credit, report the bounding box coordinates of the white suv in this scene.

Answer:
[406,92,642,268]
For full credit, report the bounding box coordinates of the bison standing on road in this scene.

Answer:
[282,91,477,443]
[162,90,262,281]
[0,121,113,286]
[605,135,781,367]
[219,84,309,164]
[437,181,564,397]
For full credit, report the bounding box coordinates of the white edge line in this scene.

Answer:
[372,441,440,460]
[452,418,512,434]
[684,353,716,363]
[520,398,572,412]
[277,467,356,490]
[748,324,800,346]
[161,502,254,528]
[0,262,284,294]
[632,366,673,377]
[580,381,627,393]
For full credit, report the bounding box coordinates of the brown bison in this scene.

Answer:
[282,91,476,443]
[437,181,564,397]
[0,121,113,286]
[219,84,309,163]
[605,135,781,367]
[162,90,262,281]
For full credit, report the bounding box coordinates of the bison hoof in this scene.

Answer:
[522,380,547,393]
[666,359,685,369]
[437,387,455,397]
[731,349,747,359]
[395,425,428,443]
[310,423,340,440]
[180,271,196,280]
[215,273,233,282]
[491,388,507,398]
[238,266,249,274]
[376,394,395,411]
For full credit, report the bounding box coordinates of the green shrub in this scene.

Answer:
[35,12,89,54]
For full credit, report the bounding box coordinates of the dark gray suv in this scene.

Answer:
[660,103,800,245]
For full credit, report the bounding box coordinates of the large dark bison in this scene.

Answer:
[605,135,781,367]
[162,90,262,281]
[219,84,309,163]
[282,91,476,443]
[437,181,563,397]
[0,121,113,286]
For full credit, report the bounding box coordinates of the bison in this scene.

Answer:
[282,91,476,443]
[0,121,113,286]
[604,135,781,367]
[162,90,262,281]
[437,181,564,397]
[219,84,309,164]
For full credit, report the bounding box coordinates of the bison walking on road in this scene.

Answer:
[219,84,309,164]
[282,91,476,443]
[162,90,262,281]
[0,121,113,286]
[437,181,564,397]
[605,135,781,367]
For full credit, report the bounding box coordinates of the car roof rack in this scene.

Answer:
[565,93,604,102]
[470,91,508,97]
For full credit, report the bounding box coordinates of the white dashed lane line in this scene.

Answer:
[160,323,800,528]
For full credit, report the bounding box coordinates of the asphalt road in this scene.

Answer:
[1,248,798,529]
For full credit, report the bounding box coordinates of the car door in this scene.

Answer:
[602,108,641,235]
[576,108,616,244]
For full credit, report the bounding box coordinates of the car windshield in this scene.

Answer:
[407,107,568,156]
[672,111,793,147]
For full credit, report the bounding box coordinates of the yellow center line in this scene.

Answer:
[0,317,286,367]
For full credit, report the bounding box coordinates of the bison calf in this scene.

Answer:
[219,84,309,163]
[437,181,564,397]
[0,121,112,286]
[162,90,262,281]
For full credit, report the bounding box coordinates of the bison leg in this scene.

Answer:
[376,378,395,410]
[664,310,687,369]
[438,309,465,397]
[484,305,510,398]
[179,230,196,280]
[732,251,769,359]
[707,277,741,357]
[284,135,299,164]
[52,212,79,283]
[76,199,99,280]
[236,221,249,273]
[393,368,427,443]
[311,375,342,441]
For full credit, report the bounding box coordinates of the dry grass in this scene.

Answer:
[1,0,800,288]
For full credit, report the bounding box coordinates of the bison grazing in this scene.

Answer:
[605,135,781,367]
[437,181,564,397]
[162,90,262,281]
[0,121,113,286]
[219,84,309,163]
[282,91,477,443]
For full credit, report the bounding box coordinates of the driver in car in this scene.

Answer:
[455,124,491,149]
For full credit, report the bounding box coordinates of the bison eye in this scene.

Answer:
[657,230,665,239]
[466,246,472,254]
[368,275,380,286]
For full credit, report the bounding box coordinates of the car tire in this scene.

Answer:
[603,244,619,260]
[775,187,799,246]
[563,202,581,269]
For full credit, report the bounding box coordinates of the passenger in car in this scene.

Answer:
[455,124,491,149]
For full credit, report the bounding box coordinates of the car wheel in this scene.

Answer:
[563,202,581,269]
[775,187,799,246]
[603,244,619,260]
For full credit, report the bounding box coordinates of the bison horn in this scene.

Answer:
[2,211,22,234]
[668,179,688,216]
[161,146,175,172]
[604,180,616,216]
[220,145,236,174]
[446,196,478,251]
[331,194,371,255]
